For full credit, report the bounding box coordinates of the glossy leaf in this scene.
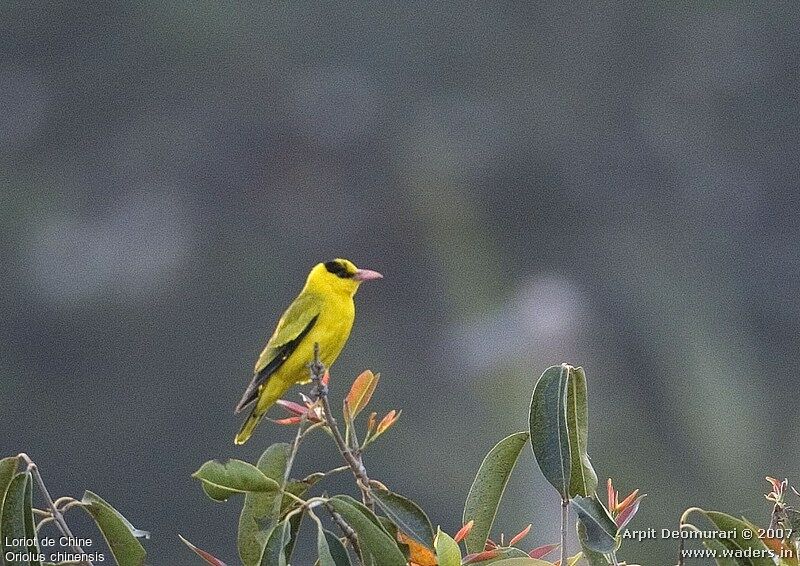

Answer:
[528,543,558,559]
[261,510,303,566]
[0,456,19,499]
[327,495,406,566]
[577,521,608,566]
[463,431,530,554]
[2,473,31,566]
[238,444,291,566]
[193,459,279,502]
[23,474,41,566]
[80,491,148,566]
[0,456,20,554]
[434,527,461,566]
[179,535,228,566]
[688,510,774,566]
[261,517,293,566]
[397,530,437,566]
[762,536,799,566]
[529,365,571,499]
[508,524,531,546]
[571,495,618,554]
[345,370,379,420]
[566,367,597,498]
[463,549,543,565]
[327,530,353,566]
[615,494,645,529]
[703,538,738,566]
[483,559,555,565]
[462,549,502,564]
[453,520,474,543]
[373,489,435,550]
[316,524,353,566]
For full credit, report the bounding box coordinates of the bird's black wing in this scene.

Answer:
[234,313,319,414]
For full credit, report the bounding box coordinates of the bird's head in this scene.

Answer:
[307,258,383,297]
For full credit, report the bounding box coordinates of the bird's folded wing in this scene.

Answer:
[235,293,321,413]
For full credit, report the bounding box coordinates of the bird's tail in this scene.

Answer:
[234,410,262,445]
[234,381,284,445]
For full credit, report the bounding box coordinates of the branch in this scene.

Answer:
[18,453,93,566]
[324,502,362,560]
[309,343,374,509]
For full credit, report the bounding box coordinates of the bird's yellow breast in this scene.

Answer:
[267,293,355,390]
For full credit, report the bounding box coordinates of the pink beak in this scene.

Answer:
[353,268,383,281]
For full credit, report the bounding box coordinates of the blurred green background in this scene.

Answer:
[2,3,798,564]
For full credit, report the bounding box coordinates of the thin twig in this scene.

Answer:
[18,453,92,566]
[325,502,362,562]
[322,465,351,477]
[348,408,363,452]
[676,508,704,566]
[768,501,783,530]
[283,416,309,486]
[309,343,374,509]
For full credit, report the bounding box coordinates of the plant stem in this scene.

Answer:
[309,343,374,509]
[18,453,93,566]
[283,416,308,487]
[561,498,568,566]
[325,502,362,564]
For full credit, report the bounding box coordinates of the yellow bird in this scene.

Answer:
[234,258,383,445]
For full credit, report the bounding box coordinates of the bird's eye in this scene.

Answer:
[324,261,351,278]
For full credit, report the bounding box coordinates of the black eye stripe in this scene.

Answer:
[324,261,351,278]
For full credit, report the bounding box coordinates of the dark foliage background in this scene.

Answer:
[2,3,798,564]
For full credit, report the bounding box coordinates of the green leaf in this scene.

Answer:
[566,367,597,498]
[577,521,609,566]
[529,364,571,499]
[23,474,41,566]
[703,538,738,566]
[0,457,19,499]
[193,459,279,502]
[487,559,556,565]
[571,495,618,554]
[434,527,461,566]
[327,495,407,566]
[261,512,302,566]
[238,444,291,566]
[80,490,148,566]
[3,473,33,566]
[701,511,773,566]
[484,559,555,566]
[0,456,20,554]
[179,535,228,565]
[471,547,532,563]
[316,522,353,566]
[373,489,435,550]
[325,530,353,566]
[463,431,530,554]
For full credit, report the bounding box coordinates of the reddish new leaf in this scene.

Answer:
[508,524,532,546]
[179,535,228,566]
[529,543,559,559]
[345,370,379,420]
[462,549,501,564]
[453,520,474,543]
